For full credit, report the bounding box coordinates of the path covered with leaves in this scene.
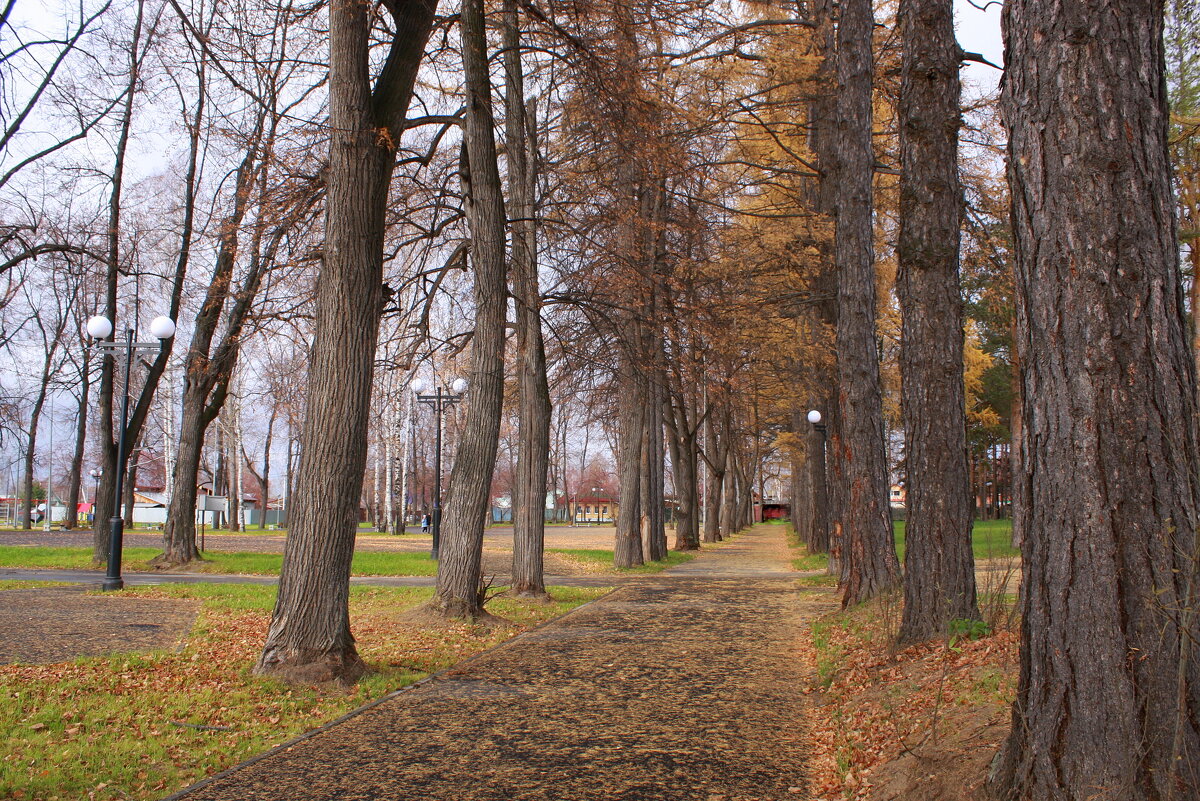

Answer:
[172,526,831,801]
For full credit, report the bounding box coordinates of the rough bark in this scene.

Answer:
[615,362,646,568]
[256,0,437,684]
[702,407,727,543]
[668,393,701,551]
[505,2,551,599]
[643,372,668,561]
[833,0,900,606]
[895,0,978,644]
[431,0,509,619]
[806,406,830,554]
[990,3,1200,797]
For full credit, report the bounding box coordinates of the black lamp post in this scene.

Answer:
[89,468,102,504]
[411,376,467,559]
[807,409,829,552]
[87,314,176,591]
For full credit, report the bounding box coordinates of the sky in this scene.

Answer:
[954,0,1005,99]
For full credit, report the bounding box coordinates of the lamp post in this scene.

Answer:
[411,377,467,559]
[807,409,829,554]
[89,469,101,504]
[87,314,175,591]
[592,487,602,524]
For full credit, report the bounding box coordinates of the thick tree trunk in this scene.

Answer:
[834,0,900,606]
[21,376,48,530]
[990,3,1200,798]
[702,409,726,543]
[644,383,668,561]
[615,363,646,567]
[505,2,551,599]
[668,397,700,551]
[160,385,210,564]
[806,409,830,554]
[895,0,978,644]
[256,0,437,684]
[431,0,509,620]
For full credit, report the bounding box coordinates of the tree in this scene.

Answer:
[833,0,900,606]
[430,0,512,619]
[504,0,552,599]
[256,0,439,685]
[989,3,1200,797]
[894,0,978,643]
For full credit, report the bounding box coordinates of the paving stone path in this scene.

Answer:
[169,526,835,801]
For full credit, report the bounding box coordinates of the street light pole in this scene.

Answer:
[87,314,175,591]
[411,377,467,559]
[807,409,830,556]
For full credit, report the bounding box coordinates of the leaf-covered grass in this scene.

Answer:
[0,582,608,801]
[547,548,694,573]
[0,580,73,590]
[0,546,439,576]
[801,592,1019,799]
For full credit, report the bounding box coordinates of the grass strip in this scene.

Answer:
[0,547,438,577]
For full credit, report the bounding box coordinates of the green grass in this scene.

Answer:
[892,518,1018,562]
[0,580,73,590]
[547,548,695,573]
[0,546,439,577]
[0,581,608,801]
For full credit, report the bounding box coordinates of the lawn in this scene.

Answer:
[893,518,1019,562]
[789,518,1018,572]
[0,582,609,801]
[0,546,438,576]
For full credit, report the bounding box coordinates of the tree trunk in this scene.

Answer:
[160,386,210,564]
[895,0,978,644]
[648,380,668,559]
[21,372,49,530]
[990,3,1200,797]
[834,0,900,606]
[806,407,830,554]
[256,0,437,684]
[615,362,646,567]
[505,1,551,599]
[63,349,90,529]
[702,408,726,543]
[431,0,509,620]
[258,408,274,530]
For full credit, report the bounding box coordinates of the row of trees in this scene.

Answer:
[3,0,1199,796]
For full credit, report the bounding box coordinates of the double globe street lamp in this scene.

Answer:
[410,377,468,559]
[86,314,176,591]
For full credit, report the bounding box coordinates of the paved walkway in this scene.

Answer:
[168,526,833,801]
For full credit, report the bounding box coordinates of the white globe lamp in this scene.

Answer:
[149,315,176,339]
[807,410,822,424]
[451,377,468,394]
[410,378,429,395]
[86,316,113,339]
